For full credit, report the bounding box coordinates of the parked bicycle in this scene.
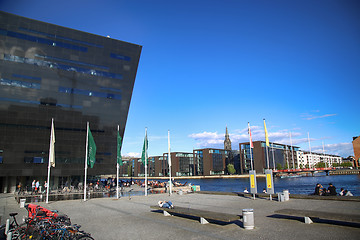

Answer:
[0,204,94,239]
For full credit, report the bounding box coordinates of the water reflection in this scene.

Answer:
[175,174,360,196]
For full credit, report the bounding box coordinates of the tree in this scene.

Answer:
[284,162,289,169]
[127,165,132,177]
[276,163,283,170]
[315,162,326,168]
[341,162,353,168]
[227,164,236,175]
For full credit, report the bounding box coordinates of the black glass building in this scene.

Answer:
[0,11,142,192]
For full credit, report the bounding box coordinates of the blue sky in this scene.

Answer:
[2,0,359,158]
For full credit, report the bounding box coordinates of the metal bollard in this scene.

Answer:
[283,190,289,201]
[277,192,285,202]
[5,219,9,235]
[242,209,254,229]
[20,198,26,208]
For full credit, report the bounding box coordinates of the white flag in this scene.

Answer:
[49,120,55,167]
[168,130,172,167]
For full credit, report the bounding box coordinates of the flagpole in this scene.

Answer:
[145,127,148,196]
[84,122,89,201]
[248,122,253,171]
[263,119,270,169]
[290,132,295,169]
[272,143,275,170]
[168,130,172,195]
[46,118,54,204]
[117,125,120,199]
[308,132,312,168]
[322,141,327,168]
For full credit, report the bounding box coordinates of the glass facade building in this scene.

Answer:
[240,141,299,173]
[0,11,142,192]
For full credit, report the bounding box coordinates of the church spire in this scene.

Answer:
[224,126,232,150]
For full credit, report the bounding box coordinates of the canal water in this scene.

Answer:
[176,174,360,196]
[23,174,360,203]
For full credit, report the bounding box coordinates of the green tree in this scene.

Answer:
[341,162,353,168]
[276,163,283,170]
[127,165,132,177]
[315,162,326,168]
[227,164,236,175]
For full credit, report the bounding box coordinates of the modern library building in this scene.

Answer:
[0,11,142,192]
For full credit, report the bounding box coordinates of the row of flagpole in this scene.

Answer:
[140,128,173,196]
[248,119,303,170]
[46,119,125,203]
[46,117,316,202]
[249,119,318,170]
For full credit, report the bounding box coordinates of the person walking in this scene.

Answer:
[35,180,40,193]
[17,182,22,194]
[32,180,36,194]
[44,181,48,193]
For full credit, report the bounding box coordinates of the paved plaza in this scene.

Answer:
[1,192,359,240]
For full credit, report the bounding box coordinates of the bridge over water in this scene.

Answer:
[272,167,355,176]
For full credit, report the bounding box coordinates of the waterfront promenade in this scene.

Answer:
[1,192,359,240]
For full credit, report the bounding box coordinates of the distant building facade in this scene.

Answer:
[193,148,228,175]
[296,151,342,168]
[352,136,360,168]
[165,152,194,177]
[239,141,299,173]
[0,12,142,192]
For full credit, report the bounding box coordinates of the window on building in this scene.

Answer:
[33,157,44,163]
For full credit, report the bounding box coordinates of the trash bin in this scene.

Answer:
[283,190,289,201]
[242,209,254,229]
[20,199,26,208]
[277,192,285,202]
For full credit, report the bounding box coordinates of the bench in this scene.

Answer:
[150,206,241,224]
[274,208,360,224]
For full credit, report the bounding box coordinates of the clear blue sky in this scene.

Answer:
[2,0,359,157]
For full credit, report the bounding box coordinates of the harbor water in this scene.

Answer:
[176,173,360,196]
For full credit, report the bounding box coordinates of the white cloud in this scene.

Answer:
[311,143,354,157]
[124,152,141,158]
[301,113,337,120]
[188,127,303,149]
[188,131,224,148]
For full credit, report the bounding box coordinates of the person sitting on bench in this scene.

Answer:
[327,183,337,196]
[314,183,322,195]
[158,201,174,209]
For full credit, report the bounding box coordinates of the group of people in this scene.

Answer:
[339,188,353,196]
[314,183,353,196]
[17,180,48,194]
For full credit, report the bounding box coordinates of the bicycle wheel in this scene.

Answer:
[10,224,27,240]
[76,234,94,240]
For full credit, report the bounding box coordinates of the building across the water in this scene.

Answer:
[352,136,360,168]
[297,151,342,168]
[0,11,142,192]
[239,141,300,174]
